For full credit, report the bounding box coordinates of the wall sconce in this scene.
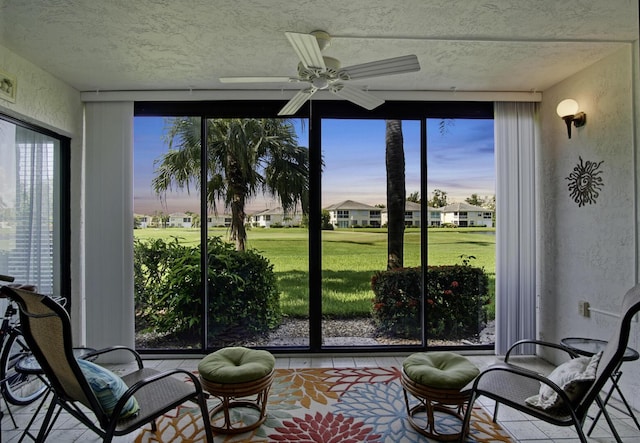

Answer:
[556,99,586,139]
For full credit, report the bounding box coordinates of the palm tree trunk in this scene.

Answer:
[386,120,405,270]
[230,198,246,251]
[228,152,248,252]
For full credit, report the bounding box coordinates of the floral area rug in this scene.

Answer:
[135,367,513,442]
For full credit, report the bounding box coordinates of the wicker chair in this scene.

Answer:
[461,283,640,443]
[1,286,213,443]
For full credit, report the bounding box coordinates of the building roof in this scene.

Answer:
[440,202,493,212]
[251,207,302,216]
[404,201,421,211]
[323,200,378,211]
[252,207,284,216]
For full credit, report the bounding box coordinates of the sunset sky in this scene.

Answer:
[133,117,494,215]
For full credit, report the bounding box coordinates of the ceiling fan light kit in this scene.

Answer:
[220,30,421,115]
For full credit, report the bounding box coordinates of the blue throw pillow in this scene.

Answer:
[77,359,139,418]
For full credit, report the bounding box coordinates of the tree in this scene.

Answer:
[385,120,405,270]
[152,211,169,228]
[465,193,485,207]
[407,191,421,203]
[428,189,448,208]
[485,194,496,225]
[320,209,333,230]
[153,118,309,251]
[485,194,496,211]
[186,210,200,228]
[438,118,455,135]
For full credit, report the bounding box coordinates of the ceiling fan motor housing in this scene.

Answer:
[297,56,343,89]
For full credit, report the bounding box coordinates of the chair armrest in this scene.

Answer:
[81,346,144,369]
[109,368,203,419]
[505,339,579,363]
[471,362,577,409]
[127,368,201,393]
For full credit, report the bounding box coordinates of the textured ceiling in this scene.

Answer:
[0,0,637,94]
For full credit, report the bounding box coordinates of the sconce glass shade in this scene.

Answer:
[556,99,579,117]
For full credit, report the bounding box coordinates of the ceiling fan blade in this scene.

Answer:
[285,32,326,70]
[219,76,295,83]
[330,84,384,110]
[278,88,318,116]
[340,54,420,80]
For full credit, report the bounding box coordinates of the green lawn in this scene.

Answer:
[134,226,496,318]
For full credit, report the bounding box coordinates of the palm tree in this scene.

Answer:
[153,117,309,251]
[385,120,405,269]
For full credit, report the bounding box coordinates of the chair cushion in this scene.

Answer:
[403,351,480,389]
[525,351,601,411]
[198,347,275,384]
[77,359,140,418]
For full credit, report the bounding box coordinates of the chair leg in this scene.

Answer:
[460,391,477,440]
[18,389,57,443]
[2,392,17,429]
[492,402,500,422]
[199,392,214,443]
[594,395,623,443]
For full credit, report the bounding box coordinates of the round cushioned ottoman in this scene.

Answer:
[198,347,275,434]
[401,351,479,441]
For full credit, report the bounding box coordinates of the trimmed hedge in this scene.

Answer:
[134,237,281,340]
[371,264,489,339]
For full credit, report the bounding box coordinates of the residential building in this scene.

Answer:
[207,214,232,227]
[134,214,152,228]
[440,202,494,227]
[250,207,303,228]
[168,212,193,228]
[324,200,382,228]
[380,200,425,227]
[427,206,442,227]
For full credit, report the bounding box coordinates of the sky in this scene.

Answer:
[133,117,494,215]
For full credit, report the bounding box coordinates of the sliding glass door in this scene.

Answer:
[425,118,495,346]
[320,119,422,348]
[133,116,202,350]
[204,117,310,349]
[0,114,69,300]
[133,101,495,353]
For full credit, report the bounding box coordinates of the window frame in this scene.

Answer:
[133,100,494,354]
[0,112,71,305]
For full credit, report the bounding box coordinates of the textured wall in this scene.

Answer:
[538,46,639,407]
[0,44,81,135]
[0,43,85,344]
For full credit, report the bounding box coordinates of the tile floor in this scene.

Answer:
[2,354,639,442]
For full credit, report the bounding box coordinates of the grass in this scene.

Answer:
[134,226,496,318]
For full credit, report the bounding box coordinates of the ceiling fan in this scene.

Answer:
[219,30,421,116]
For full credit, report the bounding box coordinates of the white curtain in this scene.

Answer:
[0,120,56,294]
[84,102,135,354]
[494,102,539,355]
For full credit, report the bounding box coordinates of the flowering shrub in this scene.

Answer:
[371,264,489,339]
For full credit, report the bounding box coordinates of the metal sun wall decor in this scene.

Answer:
[565,156,604,207]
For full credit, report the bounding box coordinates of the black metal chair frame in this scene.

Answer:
[1,286,213,443]
[461,284,640,443]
